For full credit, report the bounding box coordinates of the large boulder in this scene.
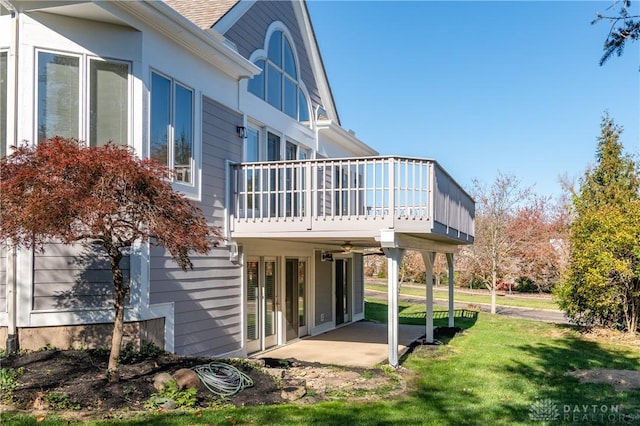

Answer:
[153,372,173,391]
[172,368,200,390]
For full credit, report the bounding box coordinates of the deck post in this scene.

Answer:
[422,252,435,343]
[447,253,455,327]
[384,247,404,368]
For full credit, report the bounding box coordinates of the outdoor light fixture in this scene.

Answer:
[236,126,247,138]
[228,241,239,262]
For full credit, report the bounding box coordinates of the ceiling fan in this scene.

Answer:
[327,242,384,256]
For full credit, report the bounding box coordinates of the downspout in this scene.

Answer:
[2,0,19,353]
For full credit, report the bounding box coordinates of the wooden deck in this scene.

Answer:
[229,156,475,247]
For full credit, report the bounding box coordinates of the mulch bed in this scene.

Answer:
[1,349,283,412]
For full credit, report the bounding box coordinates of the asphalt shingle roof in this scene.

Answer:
[163,0,239,29]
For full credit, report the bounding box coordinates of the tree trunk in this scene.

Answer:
[490,258,497,314]
[107,247,126,382]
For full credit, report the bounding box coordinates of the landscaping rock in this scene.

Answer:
[153,372,173,391]
[281,385,306,401]
[173,368,200,390]
[32,392,49,410]
[160,398,176,410]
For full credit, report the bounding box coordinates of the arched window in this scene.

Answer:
[248,29,310,123]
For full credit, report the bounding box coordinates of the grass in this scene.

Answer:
[364,297,478,327]
[366,282,560,310]
[3,301,640,425]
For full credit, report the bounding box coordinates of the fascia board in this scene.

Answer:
[212,0,255,34]
[317,119,379,157]
[295,1,340,124]
[106,0,260,79]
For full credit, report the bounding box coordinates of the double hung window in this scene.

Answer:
[150,72,194,184]
[36,50,129,147]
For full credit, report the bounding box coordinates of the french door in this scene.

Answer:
[335,258,351,325]
[285,259,307,341]
[246,258,278,354]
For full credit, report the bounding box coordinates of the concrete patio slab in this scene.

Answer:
[254,321,425,368]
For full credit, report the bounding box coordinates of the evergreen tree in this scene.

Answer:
[556,114,640,332]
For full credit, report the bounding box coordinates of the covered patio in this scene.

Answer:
[254,321,425,368]
[231,156,475,368]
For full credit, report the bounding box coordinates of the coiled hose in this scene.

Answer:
[191,362,254,396]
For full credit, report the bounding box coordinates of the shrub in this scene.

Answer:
[0,368,22,403]
[145,380,197,409]
[516,277,539,293]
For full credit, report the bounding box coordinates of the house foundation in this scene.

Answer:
[0,318,164,352]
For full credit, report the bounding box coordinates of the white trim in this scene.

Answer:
[15,247,32,327]
[293,1,339,123]
[105,0,260,80]
[129,240,150,316]
[211,0,256,35]
[148,302,174,353]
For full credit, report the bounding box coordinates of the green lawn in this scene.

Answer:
[3,300,640,425]
[366,282,560,310]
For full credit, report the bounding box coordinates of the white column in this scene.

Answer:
[422,252,435,343]
[384,248,404,368]
[447,253,455,328]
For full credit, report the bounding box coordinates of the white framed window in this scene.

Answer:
[245,126,260,162]
[150,71,194,185]
[1,50,7,156]
[248,28,311,124]
[36,49,130,147]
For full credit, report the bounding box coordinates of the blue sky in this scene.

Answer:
[307,1,640,198]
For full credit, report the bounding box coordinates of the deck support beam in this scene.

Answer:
[383,247,404,368]
[422,252,436,343]
[447,253,455,327]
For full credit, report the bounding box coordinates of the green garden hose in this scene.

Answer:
[191,362,254,396]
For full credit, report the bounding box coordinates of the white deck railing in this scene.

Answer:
[230,156,474,242]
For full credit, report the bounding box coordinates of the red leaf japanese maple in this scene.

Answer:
[0,137,220,380]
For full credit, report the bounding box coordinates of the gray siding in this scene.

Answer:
[0,245,6,312]
[314,251,333,325]
[149,96,243,356]
[32,243,129,311]
[353,254,363,316]
[223,1,322,111]
[201,96,243,225]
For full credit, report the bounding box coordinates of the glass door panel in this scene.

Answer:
[298,260,307,337]
[335,259,351,325]
[264,260,277,348]
[246,258,278,353]
[246,260,260,354]
[285,259,298,341]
